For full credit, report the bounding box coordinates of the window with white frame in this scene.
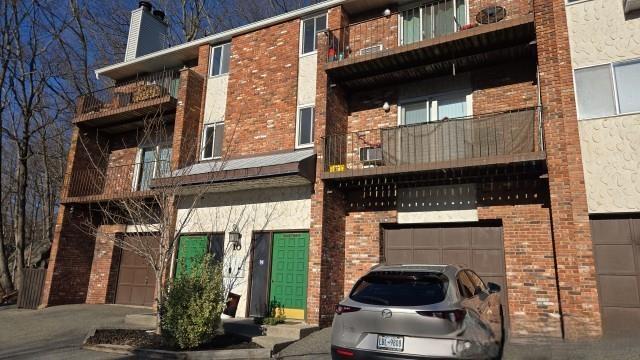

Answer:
[296,106,314,147]
[135,145,172,191]
[399,92,469,125]
[209,43,231,76]
[301,13,327,55]
[400,0,467,45]
[201,122,225,159]
[574,59,640,119]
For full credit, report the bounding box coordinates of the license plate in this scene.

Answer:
[377,335,404,352]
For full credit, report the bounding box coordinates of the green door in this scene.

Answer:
[176,235,209,277]
[269,232,309,320]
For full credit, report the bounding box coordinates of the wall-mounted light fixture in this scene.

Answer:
[382,101,390,112]
[383,8,391,17]
[229,226,242,251]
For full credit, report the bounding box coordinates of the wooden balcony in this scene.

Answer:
[73,70,180,132]
[324,2,535,89]
[61,161,171,203]
[322,108,545,181]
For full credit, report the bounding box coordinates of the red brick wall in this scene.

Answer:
[469,0,533,22]
[173,68,204,169]
[471,60,538,114]
[343,210,397,296]
[533,0,601,339]
[478,204,562,338]
[224,19,300,157]
[86,225,125,304]
[42,205,96,306]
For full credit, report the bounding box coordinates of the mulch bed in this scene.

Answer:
[86,329,262,351]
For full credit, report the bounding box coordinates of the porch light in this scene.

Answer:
[382,101,390,112]
[383,8,391,17]
[229,226,242,251]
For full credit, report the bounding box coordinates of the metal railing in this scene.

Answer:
[323,108,541,173]
[64,161,172,199]
[75,70,181,117]
[326,0,477,64]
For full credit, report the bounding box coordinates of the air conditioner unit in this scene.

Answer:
[360,147,383,166]
[625,0,640,14]
[359,44,383,56]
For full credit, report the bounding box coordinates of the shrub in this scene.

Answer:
[160,254,225,349]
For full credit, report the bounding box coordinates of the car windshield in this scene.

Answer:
[349,271,448,306]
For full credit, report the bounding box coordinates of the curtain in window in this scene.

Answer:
[402,101,429,125]
[402,7,421,45]
[213,123,225,158]
[437,95,467,120]
[434,0,454,37]
[614,61,640,114]
[157,146,172,177]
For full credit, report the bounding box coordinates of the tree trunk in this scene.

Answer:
[155,275,163,335]
[13,140,28,289]
[0,126,15,293]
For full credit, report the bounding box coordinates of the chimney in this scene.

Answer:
[124,1,168,62]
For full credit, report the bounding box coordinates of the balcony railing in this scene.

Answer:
[326,0,481,64]
[323,108,543,176]
[74,70,180,120]
[64,161,171,201]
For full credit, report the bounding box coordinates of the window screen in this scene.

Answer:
[202,122,225,159]
[574,65,616,119]
[301,14,327,54]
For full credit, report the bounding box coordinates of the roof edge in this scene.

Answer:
[96,0,346,79]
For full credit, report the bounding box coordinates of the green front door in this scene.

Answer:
[269,232,309,320]
[176,235,209,277]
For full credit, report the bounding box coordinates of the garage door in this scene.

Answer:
[590,217,640,337]
[383,224,508,323]
[115,248,156,307]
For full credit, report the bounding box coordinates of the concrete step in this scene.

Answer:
[264,322,319,339]
[251,335,296,354]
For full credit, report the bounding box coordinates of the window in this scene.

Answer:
[135,145,172,191]
[401,0,466,45]
[296,106,314,147]
[301,13,327,54]
[574,59,640,119]
[350,271,448,306]
[201,122,225,159]
[400,92,469,125]
[210,43,231,76]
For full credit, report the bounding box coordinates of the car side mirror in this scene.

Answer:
[487,282,501,294]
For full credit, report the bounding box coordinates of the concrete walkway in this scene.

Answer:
[0,304,149,360]
[277,327,640,360]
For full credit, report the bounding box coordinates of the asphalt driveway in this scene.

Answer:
[277,327,640,360]
[0,304,149,360]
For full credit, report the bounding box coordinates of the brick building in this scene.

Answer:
[42,0,639,340]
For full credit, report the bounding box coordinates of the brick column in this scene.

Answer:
[307,6,350,326]
[172,69,205,170]
[86,225,126,304]
[533,0,601,339]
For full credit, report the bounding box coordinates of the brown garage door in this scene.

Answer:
[590,217,640,337]
[383,224,508,324]
[115,248,156,307]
